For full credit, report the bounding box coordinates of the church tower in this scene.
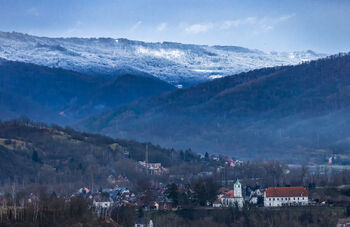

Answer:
[234,179,242,198]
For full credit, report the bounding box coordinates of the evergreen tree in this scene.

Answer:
[205,152,209,161]
[167,183,179,206]
[31,151,41,163]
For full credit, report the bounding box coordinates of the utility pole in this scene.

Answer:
[91,169,94,193]
[145,143,149,163]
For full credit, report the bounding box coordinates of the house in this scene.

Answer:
[135,218,153,227]
[210,154,219,161]
[249,188,264,204]
[78,187,90,194]
[158,201,173,210]
[93,198,113,209]
[225,158,235,167]
[213,179,244,208]
[249,197,258,204]
[213,199,222,207]
[263,187,309,207]
[138,161,168,175]
[337,217,350,227]
[152,201,159,210]
[234,160,243,166]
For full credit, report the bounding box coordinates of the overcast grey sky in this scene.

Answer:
[1,0,349,53]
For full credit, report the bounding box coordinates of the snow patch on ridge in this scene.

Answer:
[136,46,184,59]
[209,74,223,79]
[0,31,327,85]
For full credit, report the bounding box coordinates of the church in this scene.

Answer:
[213,179,244,208]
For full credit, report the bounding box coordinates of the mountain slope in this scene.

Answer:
[79,54,350,163]
[0,31,325,86]
[0,120,191,184]
[0,59,175,123]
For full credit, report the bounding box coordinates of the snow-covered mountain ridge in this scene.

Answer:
[0,31,326,86]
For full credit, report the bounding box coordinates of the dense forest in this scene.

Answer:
[0,118,202,190]
[80,53,350,163]
[0,58,174,124]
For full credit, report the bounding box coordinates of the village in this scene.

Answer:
[0,144,349,226]
[75,178,311,214]
[0,155,322,226]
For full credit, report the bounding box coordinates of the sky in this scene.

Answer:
[0,0,349,53]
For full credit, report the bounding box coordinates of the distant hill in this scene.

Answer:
[0,59,175,124]
[79,53,350,164]
[0,31,325,86]
[0,119,192,184]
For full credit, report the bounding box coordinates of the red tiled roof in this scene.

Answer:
[223,190,235,198]
[265,187,308,197]
[225,158,233,162]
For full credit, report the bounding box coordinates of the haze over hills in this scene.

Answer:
[0,58,175,124]
[0,31,325,86]
[79,53,350,163]
[0,30,348,163]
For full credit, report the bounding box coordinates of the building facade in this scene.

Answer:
[264,187,309,207]
[214,179,244,208]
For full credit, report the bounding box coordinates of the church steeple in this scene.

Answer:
[234,179,242,198]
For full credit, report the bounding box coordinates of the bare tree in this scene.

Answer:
[11,182,16,221]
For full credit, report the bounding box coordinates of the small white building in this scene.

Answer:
[93,200,112,209]
[213,179,244,208]
[249,196,258,204]
[264,187,309,207]
[135,219,153,227]
[249,188,263,204]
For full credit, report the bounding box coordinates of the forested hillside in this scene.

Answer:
[80,53,350,163]
[0,119,196,189]
[0,58,175,123]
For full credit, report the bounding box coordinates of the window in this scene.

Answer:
[277,198,279,200]
[273,198,275,201]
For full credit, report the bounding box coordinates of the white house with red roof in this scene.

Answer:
[213,179,244,208]
[264,187,309,207]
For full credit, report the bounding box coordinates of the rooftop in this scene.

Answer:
[265,187,308,197]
